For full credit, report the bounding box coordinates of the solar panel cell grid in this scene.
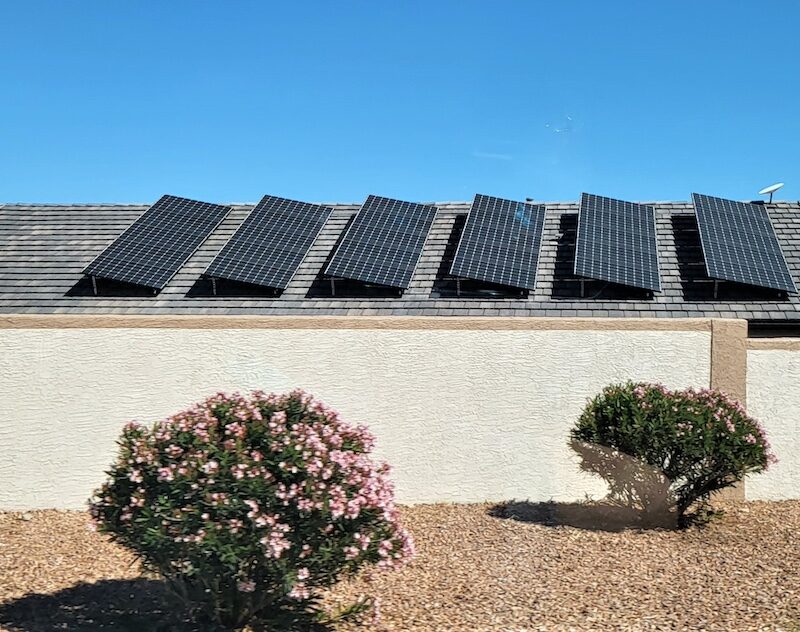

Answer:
[692,193,797,293]
[324,195,438,289]
[574,193,661,291]
[449,194,547,290]
[205,195,332,290]
[83,194,231,290]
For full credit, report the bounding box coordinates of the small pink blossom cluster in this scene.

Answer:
[88,388,413,616]
[627,382,777,467]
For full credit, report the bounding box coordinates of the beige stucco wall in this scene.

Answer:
[0,318,712,509]
[746,341,800,500]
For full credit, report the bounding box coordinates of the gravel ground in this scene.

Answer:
[0,501,798,631]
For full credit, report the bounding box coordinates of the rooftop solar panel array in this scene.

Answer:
[574,193,661,291]
[84,194,231,290]
[205,195,332,290]
[449,194,546,290]
[324,195,437,288]
[692,193,797,293]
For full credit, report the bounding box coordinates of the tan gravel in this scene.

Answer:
[1,501,799,631]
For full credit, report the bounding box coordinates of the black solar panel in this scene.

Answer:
[84,195,231,290]
[324,195,437,289]
[692,193,797,293]
[449,194,546,290]
[205,195,331,290]
[574,193,661,291]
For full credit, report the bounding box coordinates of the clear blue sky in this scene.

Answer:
[2,1,798,204]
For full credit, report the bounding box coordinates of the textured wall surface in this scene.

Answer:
[0,326,711,509]
[746,348,800,500]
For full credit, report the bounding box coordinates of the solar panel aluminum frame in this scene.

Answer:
[573,193,662,292]
[83,194,231,293]
[324,195,438,289]
[691,193,798,294]
[203,195,333,292]
[448,194,547,291]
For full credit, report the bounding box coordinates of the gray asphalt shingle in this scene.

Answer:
[0,200,799,319]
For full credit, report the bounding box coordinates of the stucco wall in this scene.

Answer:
[746,344,800,500]
[0,319,712,509]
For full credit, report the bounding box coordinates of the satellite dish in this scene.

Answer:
[758,182,784,203]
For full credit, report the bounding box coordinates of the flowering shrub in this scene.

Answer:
[572,382,775,525]
[89,390,413,629]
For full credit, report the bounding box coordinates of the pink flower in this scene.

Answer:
[288,582,310,600]
[344,545,360,560]
[237,580,256,593]
[156,466,175,482]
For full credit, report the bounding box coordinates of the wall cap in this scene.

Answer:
[748,338,800,351]
[0,315,719,331]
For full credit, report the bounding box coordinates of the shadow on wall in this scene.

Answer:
[0,579,201,632]
[490,440,677,532]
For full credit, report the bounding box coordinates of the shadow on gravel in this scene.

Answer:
[488,499,676,532]
[0,578,203,632]
[489,440,679,532]
[0,578,337,632]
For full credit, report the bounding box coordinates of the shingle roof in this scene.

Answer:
[1,200,799,320]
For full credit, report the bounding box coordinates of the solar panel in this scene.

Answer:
[324,195,437,289]
[84,195,231,290]
[204,195,331,290]
[449,194,546,290]
[574,193,661,291]
[692,193,797,293]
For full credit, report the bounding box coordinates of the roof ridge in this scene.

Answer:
[6,199,793,208]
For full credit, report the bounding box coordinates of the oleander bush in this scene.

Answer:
[572,382,776,526]
[89,390,413,630]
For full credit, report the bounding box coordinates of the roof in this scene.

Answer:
[1,200,800,320]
